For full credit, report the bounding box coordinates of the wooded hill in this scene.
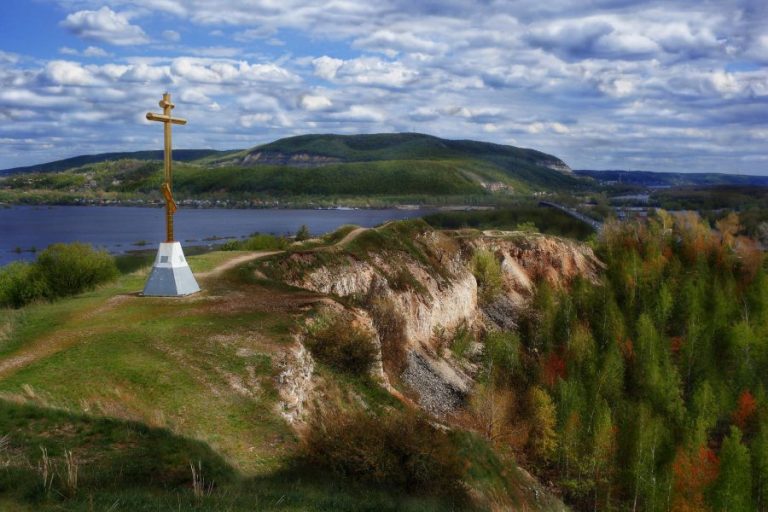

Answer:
[0,133,584,203]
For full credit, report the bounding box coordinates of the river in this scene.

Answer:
[0,205,430,266]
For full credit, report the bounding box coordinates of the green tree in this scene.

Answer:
[528,386,558,463]
[711,427,752,512]
[472,248,503,304]
[752,422,768,511]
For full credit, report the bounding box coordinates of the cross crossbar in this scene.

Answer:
[146,113,187,125]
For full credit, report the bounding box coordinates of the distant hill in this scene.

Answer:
[205,133,580,191]
[0,149,237,175]
[576,169,768,187]
[0,134,586,203]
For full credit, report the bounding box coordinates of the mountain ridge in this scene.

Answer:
[0,133,584,198]
[0,149,237,175]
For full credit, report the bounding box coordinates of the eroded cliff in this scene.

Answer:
[263,221,602,420]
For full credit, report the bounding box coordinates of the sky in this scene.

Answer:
[0,0,766,173]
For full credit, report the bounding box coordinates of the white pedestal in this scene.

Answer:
[142,242,201,297]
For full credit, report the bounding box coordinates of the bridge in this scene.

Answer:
[539,201,603,231]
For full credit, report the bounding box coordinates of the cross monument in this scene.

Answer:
[142,92,201,297]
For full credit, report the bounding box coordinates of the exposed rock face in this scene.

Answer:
[469,231,603,289]
[275,341,315,424]
[272,228,602,418]
[241,151,342,167]
[539,160,573,174]
[402,351,473,416]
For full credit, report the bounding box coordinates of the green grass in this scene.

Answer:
[0,255,304,475]
[0,402,467,512]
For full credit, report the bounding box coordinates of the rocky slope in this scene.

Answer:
[263,221,602,419]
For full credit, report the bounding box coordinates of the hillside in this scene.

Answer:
[209,133,580,191]
[0,134,584,206]
[0,222,591,511]
[0,149,236,176]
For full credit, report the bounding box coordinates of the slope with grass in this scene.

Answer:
[0,228,581,511]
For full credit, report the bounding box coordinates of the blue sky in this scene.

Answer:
[0,0,766,173]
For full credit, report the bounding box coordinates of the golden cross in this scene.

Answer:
[146,92,187,243]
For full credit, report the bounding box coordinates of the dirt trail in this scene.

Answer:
[197,250,283,278]
[314,227,369,252]
[0,294,141,380]
[337,227,368,246]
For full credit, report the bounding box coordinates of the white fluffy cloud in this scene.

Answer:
[299,94,333,111]
[0,0,765,172]
[46,60,98,85]
[61,7,149,46]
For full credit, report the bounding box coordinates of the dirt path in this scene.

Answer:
[314,227,369,252]
[197,250,283,278]
[336,227,368,246]
[0,305,121,381]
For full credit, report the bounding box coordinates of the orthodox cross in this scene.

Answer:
[146,92,187,243]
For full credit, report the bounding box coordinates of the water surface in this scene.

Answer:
[0,206,428,266]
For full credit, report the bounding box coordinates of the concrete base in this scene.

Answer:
[142,242,201,297]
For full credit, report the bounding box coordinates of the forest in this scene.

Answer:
[485,211,768,511]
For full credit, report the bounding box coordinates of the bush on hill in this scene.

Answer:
[0,262,49,308]
[0,243,118,308]
[36,243,118,298]
[304,313,378,376]
[299,409,465,495]
[472,249,503,304]
[220,233,289,251]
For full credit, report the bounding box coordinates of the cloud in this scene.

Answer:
[45,60,98,86]
[162,30,181,42]
[354,29,448,55]
[312,56,343,80]
[322,57,419,88]
[332,105,386,122]
[61,7,149,46]
[58,46,110,57]
[299,94,333,111]
[83,46,109,57]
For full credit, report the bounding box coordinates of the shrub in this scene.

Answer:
[0,262,49,308]
[221,233,289,251]
[305,314,378,376]
[485,331,521,381]
[36,243,118,298]
[450,322,473,359]
[295,224,311,241]
[472,249,503,303]
[515,221,539,233]
[300,410,465,494]
[368,297,408,375]
[387,267,428,295]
